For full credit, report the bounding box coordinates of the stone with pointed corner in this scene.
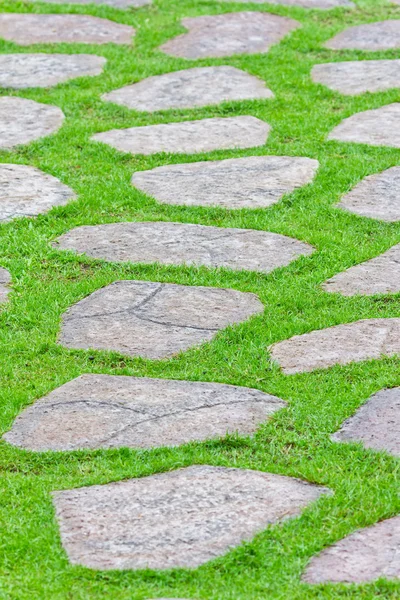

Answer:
[0,268,10,304]
[328,103,400,148]
[312,60,400,96]
[222,0,353,7]
[326,20,400,51]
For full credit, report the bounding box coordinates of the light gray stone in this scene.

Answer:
[0,97,64,150]
[53,465,330,570]
[102,66,273,113]
[0,268,10,304]
[221,0,354,7]
[303,516,400,583]
[131,156,319,209]
[328,103,400,148]
[312,60,400,96]
[32,0,150,6]
[3,374,286,451]
[59,280,264,359]
[159,12,300,59]
[325,20,400,51]
[0,14,134,46]
[269,319,400,374]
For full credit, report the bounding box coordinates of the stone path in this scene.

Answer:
[0,268,10,304]
[92,116,270,156]
[131,156,319,209]
[222,0,354,7]
[312,60,400,96]
[59,280,264,359]
[159,12,300,59]
[325,21,400,51]
[303,515,400,583]
[4,374,286,451]
[32,0,150,6]
[52,465,329,570]
[328,103,400,148]
[270,319,400,374]
[101,66,273,112]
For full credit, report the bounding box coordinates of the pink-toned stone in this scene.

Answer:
[325,21,400,51]
[328,103,400,148]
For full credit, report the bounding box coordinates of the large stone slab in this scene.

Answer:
[0,14,134,46]
[32,0,150,6]
[53,465,329,570]
[326,21,400,51]
[269,319,400,374]
[131,156,319,209]
[221,0,354,7]
[0,268,10,304]
[159,12,300,59]
[328,103,400,148]
[3,374,286,451]
[303,516,400,583]
[59,280,264,359]
[102,66,273,113]
[0,97,64,150]
[92,116,270,156]
[312,60,400,96]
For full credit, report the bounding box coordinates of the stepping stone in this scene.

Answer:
[269,318,400,374]
[332,387,400,457]
[323,244,400,296]
[131,156,319,209]
[92,116,270,156]
[32,0,150,6]
[303,515,400,583]
[0,14,134,46]
[325,21,400,51]
[3,374,286,451]
[59,280,264,359]
[159,12,300,59]
[0,268,10,304]
[52,465,329,570]
[0,54,106,90]
[328,103,400,148]
[0,164,75,222]
[312,60,400,96]
[101,66,273,113]
[0,97,64,150]
[221,0,354,7]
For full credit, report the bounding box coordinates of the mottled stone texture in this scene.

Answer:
[328,103,400,148]
[4,374,286,451]
[0,268,10,304]
[312,60,400,96]
[159,12,300,59]
[131,156,319,209]
[303,516,400,583]
[59,280,264,359]
[270,319,400,374]
[33,0,150,6]
[0,97,64,150]
[326,20,400,51]
[53,465,329,570]
[223,0,354,7]
[102,66,273,112]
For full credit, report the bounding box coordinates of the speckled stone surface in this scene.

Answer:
[325,20,400,51]
[159,12,300,59]
[131,156,319,209]
[328,103,400,148]
[303,516,400,583]
[0,97,64,150]
[222,0,354,7]
[102,66,273,112]
[59,280,264,359]
[52,465,330,570]
[32,0,150,6]
[312,60,400,95]
[3,374,286,451]
[269,319,400,374]
[0,268,10,304]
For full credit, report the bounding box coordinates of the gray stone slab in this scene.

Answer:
[53,465,329,570]
[325,21,400,51]
[92,116,270,156]
[0,97,64,150]
[303,515,400,584]
[159,12,300,59]
[269,318,400,374]
[0,14,134,46]
[131,156,319,209]
[32,0,150,6]
[328,103,400,148]
[59,280,264,359]
[0,268,10,304]
[221,0,354,7]
[312,60,400,96]
[102,66,273,113]
[3,374,286,451]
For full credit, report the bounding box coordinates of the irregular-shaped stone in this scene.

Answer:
[328,103,400,148]
[269,319,400,374]
[159,12,300,59]
[303,516,400,583]
[312,60,400,96]
[59,280,264,359]
[102,66,273,112]
[32,0,150,6]
[53,465,329,570]
[0,268,10,304]
[326,21,400,51]
[0,97,64,150]
[92,116,269,156]
[0,14,134,46]
[0,164,75,222]
[131,156,319,209]
[4,374,286,451]
[222,0,353,7]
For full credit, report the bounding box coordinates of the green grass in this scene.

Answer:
[0,0,400,597]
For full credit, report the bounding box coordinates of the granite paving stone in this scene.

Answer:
[222,0,354,7]
[0,268,10,304]
[328,103,400,148]
[52,465,330,570]
[325,20,400,51]
[312,60,400,96]
[32,0,150,6]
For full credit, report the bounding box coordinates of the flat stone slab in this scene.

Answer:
[4,374,286,451]
[102,66,273,113]
[0,97,64,150]
[159,12,300,59]
[328,103,400,148]
[0,14,134,46]
[270,319,400,374]
[0,268,10,304]
[326,21,400,51]
[32,0,150,6]
[303,516,400,583]
[131,156,319,209]
[92,116,270,156]
[312,60,400,96]
[53,465,329,570]
[59,280,264,359]
[222,0,353,7]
